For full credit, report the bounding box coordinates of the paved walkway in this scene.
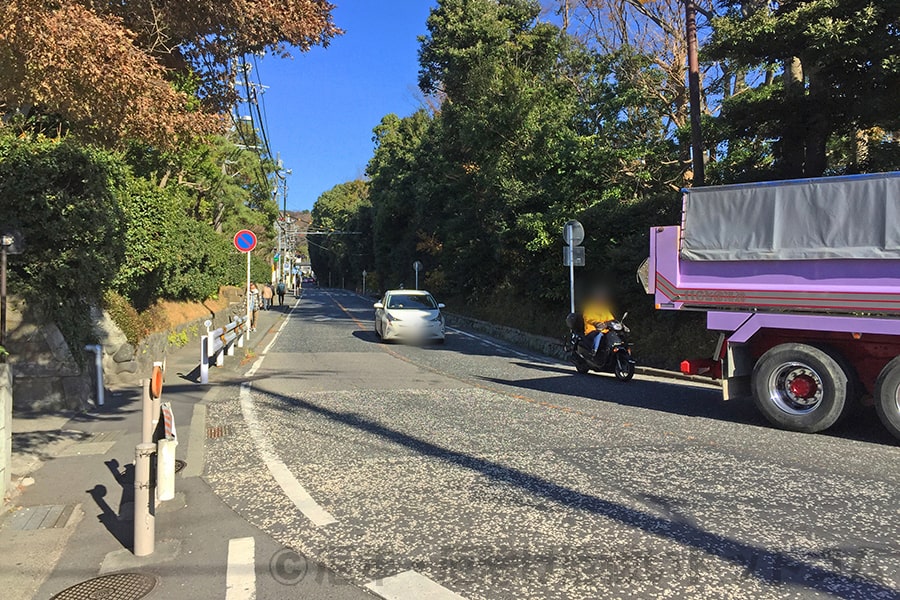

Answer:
[0,298,372,600]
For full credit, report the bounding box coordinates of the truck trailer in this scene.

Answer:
[641,172,900,441]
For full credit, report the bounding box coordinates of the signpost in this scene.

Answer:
[362,270,368,296]
[412,261,423,290]
[233,230,257,338]
[563,220,584,314]
[0,230,23,363]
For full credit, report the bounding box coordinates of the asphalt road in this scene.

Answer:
[205,288,900,600]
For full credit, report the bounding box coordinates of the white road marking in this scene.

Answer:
[226,537,256,600]
[446,326,532,359]
[239,294,337,527]
[365,570,468,600]
[240,383,337,526]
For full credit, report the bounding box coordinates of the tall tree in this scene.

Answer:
[0,0,340,146]
[708,0,900,178]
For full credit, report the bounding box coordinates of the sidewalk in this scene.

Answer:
[0,300,371,600]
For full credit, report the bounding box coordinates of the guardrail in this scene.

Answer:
[199,316,247,384]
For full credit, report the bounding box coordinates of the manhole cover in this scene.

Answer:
[50,572,157,600]
[174,459,186,473]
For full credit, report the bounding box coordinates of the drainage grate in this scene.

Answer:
[207,425,230,439]
[174,459,186,473]
[6,504,76,531]
[50,572,157,600]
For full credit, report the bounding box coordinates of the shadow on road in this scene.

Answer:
[263,389,898,599]
[492,364,897,446]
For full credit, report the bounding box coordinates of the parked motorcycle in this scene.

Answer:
[565,312,636,381]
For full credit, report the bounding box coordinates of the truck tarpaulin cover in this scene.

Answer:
[681,172,900,261]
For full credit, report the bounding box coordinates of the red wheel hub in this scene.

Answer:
[789,374,817,399]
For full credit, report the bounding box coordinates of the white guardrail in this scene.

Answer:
[200,316,247,384]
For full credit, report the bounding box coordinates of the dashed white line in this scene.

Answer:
[225,537,256,600]
[365,570,468,600]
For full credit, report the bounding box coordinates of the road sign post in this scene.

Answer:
[562,220,584,314]
[234,230,258,339]
[413,261,423,290]
[567,224,575,313]
[362,270,368,296]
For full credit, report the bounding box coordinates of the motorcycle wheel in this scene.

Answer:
[614,353,635,381]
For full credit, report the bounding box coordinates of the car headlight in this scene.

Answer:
[430,314,443,322]
[386,313,400,322]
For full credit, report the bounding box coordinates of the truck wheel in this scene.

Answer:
[874,357,900,441]
[751,343,849,433]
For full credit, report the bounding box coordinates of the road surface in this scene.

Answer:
[205,288,900,600]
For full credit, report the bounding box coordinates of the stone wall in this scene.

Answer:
[444,312,567,360]
[5,288,245,411]
[96,288,245,387]
[6,298,90,412]
[0,365,11,504]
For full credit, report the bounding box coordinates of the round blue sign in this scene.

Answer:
[233,229,257,252]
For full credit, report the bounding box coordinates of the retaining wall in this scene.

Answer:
[444,313,568,360]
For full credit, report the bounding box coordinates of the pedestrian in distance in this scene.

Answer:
[276,280,286,306]
[262,283,274,310]
[249,283,261,331]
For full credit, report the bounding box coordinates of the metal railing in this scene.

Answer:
[200,316,247,384]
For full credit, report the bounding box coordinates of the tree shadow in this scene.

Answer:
[261,389,898,598]
[11,429,90,462]
[482,368,898,446]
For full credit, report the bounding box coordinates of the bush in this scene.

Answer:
[0,134,126,354]
[113,176,233,308]
[103,290,144,345]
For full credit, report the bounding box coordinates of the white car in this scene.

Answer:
[374,290,446,343]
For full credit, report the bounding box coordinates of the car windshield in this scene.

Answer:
[387,293,438,310]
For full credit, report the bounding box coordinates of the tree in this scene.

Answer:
[0,0,214,148]
[707,0,900,178]
[0,0,340,146]
[81,0,342,110]
[0,133,126,350]
[309,180,372,288]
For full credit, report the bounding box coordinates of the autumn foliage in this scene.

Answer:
[0,0,339,147]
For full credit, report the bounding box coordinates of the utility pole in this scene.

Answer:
[274,154,292,284]
[685,0,705,186]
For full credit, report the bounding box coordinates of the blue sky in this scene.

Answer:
[252,1,438,212]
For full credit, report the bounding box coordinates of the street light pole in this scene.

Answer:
[685,0,705,186]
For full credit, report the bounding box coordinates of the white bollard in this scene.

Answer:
[216,345,225,367]
[84,344,104,406]
[156,438,177,501]
[227,340,235,357]
[200,336,209,384]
